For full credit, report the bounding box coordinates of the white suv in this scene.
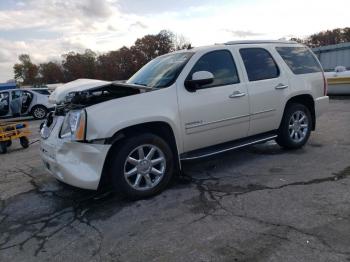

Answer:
[40,41,329,199]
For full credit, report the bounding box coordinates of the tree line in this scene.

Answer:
[291,27,350,48]
[13,27,350,85]
[13,30,191,86]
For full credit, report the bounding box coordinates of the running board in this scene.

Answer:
[180,131,277,161]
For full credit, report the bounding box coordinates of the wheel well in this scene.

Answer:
[98,122,180,190]
[284,95,316,130]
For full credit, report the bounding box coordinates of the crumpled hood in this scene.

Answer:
[49,79,111,104]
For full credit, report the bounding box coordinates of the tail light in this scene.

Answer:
[322,71,328,96]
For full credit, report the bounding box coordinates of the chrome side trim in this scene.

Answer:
[185,114,250,129]
[250,109,275,116]
[180,135,277,161]
[185,110,274,130]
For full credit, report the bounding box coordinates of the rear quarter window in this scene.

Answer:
[275,46,322,75]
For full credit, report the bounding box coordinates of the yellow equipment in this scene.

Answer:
[0,121,31,154]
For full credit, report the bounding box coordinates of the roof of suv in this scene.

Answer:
[172,40,302,55]
[224,40,298,45]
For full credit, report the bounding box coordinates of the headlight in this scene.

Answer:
[60,110,86,141]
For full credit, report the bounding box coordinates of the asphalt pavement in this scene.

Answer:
[0,98,350,262]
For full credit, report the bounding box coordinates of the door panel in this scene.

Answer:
[178,49,250,152]
[239,47,290,136]
[246,78,289,135]
[21,91,33,114]
[10,90,23,117]
[0,92,10,117]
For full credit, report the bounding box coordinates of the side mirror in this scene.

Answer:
[185,71,214,92]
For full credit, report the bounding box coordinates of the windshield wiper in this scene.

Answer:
[111,81,155,90]
[133,82,148,87]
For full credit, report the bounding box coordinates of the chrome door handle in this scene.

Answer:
[275,83,289,90]
[229,91,246,98]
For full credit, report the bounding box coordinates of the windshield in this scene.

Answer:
[127,52,194,88]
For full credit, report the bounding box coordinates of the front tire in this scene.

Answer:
[20,136,29,149]
[0,142,7,154]
[109,133,174,199]
[276,103,312,149]
[32,105,48,120]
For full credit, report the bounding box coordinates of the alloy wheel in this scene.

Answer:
[34,107,46,119]
[124,144,166,191]
[288,110,309,143]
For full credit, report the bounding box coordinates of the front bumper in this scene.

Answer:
[315,96,329,118]
[40,116,111,190]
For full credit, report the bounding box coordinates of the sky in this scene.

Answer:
[0,0,349,82]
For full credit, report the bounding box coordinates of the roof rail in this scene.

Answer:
[224,40,298,45]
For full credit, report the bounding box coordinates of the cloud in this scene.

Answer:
[130,21,148,30]
[224,29,263,38]
[0,0,117,31]
[0,49,13,63]
[78,0,113,18]
[116,0,216,15]
[0,0,350,81]
[0,0,135,80]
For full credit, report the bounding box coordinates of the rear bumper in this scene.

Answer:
[315,96,329,118]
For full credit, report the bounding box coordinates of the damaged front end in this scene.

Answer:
[54,81,153,116]
[41,79,156,189]
[42,80,155,143]
[40,115,111,190]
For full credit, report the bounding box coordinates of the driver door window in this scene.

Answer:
[187,50,240,89]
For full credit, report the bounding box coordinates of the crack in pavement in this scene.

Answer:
[0,193,108,257]
[0,165,119,259]
[1,158,349,259]
[181,166,350,257]
[182,166,350,200]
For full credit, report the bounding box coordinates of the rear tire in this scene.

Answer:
[109,133,174,200]
[276,103,312,149]
[32,105,48,120]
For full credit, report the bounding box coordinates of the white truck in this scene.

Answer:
[40,41,329,199]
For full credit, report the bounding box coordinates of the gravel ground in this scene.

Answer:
[0,98,350,262]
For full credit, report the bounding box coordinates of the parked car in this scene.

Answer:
[0,88,53,119]
[40,40,329,199]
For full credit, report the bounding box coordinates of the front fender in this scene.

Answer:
[85,86,184,153]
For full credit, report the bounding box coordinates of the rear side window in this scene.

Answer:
[240,48,280,81]
[276,46,322,74]
[188,50,239,88]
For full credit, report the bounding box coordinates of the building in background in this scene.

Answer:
[0,82,17,91]
[312,42,350,71]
